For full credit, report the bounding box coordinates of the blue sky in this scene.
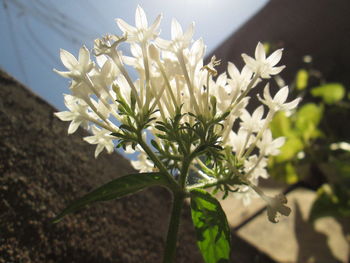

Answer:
[0,0,268,110]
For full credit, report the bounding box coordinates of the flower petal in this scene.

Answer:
[116,18,136,34]
[227,62,239,79]
[263,83,272,100]
[274,86,289,104]
[255,42,266,61]
[267,48,283,66]
[171,19,183,39]
[78,46,90,66]
[183,22,195,43]
[95,144,104,158]
[54,111,73,121]
[253,105,264,120]
[135,5,148,29]
[282,97,301,111]
[269,65,285,75]
[241,54,256,71]
[68,120,80,134]
[60,49,78,70]
[155,37,171,50]
[149,14,162,33]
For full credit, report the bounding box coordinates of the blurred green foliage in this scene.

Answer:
[267,60,350,222]
[311,83,345,105]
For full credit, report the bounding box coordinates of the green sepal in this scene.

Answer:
[53,172,169,223]
[190,188,231,263]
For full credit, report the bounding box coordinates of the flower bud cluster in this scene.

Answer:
[55,6,300,222]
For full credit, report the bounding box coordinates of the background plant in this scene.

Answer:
[52,7,299,263]
[265,45,350,222]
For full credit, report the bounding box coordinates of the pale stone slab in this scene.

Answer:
[221,188,349,263]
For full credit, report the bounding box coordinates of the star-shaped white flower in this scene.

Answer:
[244,155,268,181]
[116,5,162,43]
[227,63,254,92]
[155,19,194,53]
[240,105,265,133]
[54,46,94,80]
[259,84,301,112]
[131,151,154,173]
[242,42,285,79]
[83,126,115,158]
[228,128,255,156]
[54,94,89,134]
[122,43,145,72]
[257,130,285,156]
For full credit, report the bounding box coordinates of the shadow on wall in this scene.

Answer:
[294,202,341,263]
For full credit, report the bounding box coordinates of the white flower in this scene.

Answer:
[227,63,254,92]
[208,72,234,112]
[156,19,194,53]
[259,84,301,112]
[90,98,111,120]
[54,46,94,80]
[94,34,126,56]
[232,186,258,206]
[187,38,206,68]
[54,94,89,134]
[240,105,265,133]
[227,128,255,156]
[250,184,291,223]
[131,151,154,172]
[242,42,285,79]
[244,155,268,181]
[123,43,143,68]
[257,130,285,156]
[116,5,162,43]
[264,194,291,223]
[88,59,120,100]
[54,6,298,221]
[83,126,115,158]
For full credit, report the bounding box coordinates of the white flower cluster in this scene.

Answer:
[55,6,300,222]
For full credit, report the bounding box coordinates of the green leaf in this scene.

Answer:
[269,111,292,137]
[53,172,168,223]
[275,136,304,163]
[285,162,299,184]
[309,184,350,222]
[310,83,345,104]
[318,157,350,182]
[190,189,231,263]
[295,69,309,90]
[295,103,323,141]
[150,139,160,151]
[333,158,350,180]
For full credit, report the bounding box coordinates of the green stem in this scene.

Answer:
[186,176,242,191]
[179,157,191,189]
[187,179,219,190]
[163,191,184,263]
[138,138,179,190]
